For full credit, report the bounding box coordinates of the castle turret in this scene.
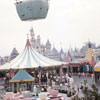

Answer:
[45,40,51,54]
[30,27,35,48]
[37,35,41,45]
[30,27,35,39]
[10,48,19,60]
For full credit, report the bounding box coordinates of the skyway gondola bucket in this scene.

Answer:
[15,0,49,21]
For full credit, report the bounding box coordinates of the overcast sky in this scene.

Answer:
[0,0,100,56]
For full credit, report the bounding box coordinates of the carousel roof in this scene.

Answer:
[94,61,100,72]
[9,70,34,82]
[0,38,67,70]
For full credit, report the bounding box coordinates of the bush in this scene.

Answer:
[82,84,100,100]
[67,91,72,97]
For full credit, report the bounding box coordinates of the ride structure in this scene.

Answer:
[15,0,49,21]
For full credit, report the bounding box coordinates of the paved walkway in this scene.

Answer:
[71,75,100,98]
[0,80,5,89]
[0,75,100,99]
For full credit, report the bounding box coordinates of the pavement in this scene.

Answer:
[71,75,100,98]
[0,75,100,98]
[0,80,5,89]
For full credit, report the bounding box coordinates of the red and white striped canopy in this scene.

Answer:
[0,39,67,70]
[79,59,91,64]
[94,61,100,71]
[95,61,100,68]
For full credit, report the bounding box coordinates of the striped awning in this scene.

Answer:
[79,59,91,64]
[0,39,67,70]
[94,61,100,72]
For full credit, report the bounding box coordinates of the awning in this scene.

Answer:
[94,61,100,72]
[79,59,91,64]
[9,70,34,83]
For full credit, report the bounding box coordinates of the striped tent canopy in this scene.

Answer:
[94,61,100,72]
[0,38,67,70]
[9,70,34,83]
[79,59,91,64]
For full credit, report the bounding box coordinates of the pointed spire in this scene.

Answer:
[46,39,51,46]
[30,27,35,38]
[60,48,64,54]
[87,38,92,48]
[25,34,31,48]
[30,27,34,33]
[88,43,91,48]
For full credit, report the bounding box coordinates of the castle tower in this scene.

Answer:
[35,35,41,53]
[30,27,35,48]
[45,39,51,54]
[10,48,19,60]
[37,35,41,46]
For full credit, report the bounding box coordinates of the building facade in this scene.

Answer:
[0,48,19,65]
[30,27,63,61]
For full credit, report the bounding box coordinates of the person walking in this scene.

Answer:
[79,72,81,78]
[77,84,79,91]
[80,82,84,90]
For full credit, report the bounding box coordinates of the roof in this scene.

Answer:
[30,27,34,33]
[51,47,59,54]
[46,40,51,46]
[9,70,34,82]
[94,61,100,72]
[0,39,67,70]
[10,48,19,56]
[60,48,64,54]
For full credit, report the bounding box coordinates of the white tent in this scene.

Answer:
[0,39,67,70]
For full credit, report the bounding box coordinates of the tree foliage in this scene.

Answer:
[82,84,100,100]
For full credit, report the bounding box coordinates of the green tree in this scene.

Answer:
[82,84,100,100]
